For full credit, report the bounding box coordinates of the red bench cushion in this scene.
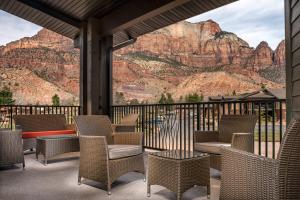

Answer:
[22,130,76,139]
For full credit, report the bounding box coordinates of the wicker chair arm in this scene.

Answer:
[231,132,254,153]
[113,132,143,145]
[112,124,136,132]
[65,124,77,131]
[194,131,219,143]
[0,130,24,165]
[220,147,279,199]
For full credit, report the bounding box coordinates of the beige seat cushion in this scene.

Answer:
[194,142,231,154]
[108,145,142,159]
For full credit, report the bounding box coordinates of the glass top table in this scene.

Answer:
[37,134,78,140]
[149,150,208,160]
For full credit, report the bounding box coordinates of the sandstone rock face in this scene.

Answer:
[0,20,285,104]
[116,20,282,70]
[0,29,79,104]
[247,41,274,70]
[274,40,285,67]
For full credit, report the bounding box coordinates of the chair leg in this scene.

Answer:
[147,184,151,197]
[107,185,111,195]
[207,186,210,199]
[22,160,25,169]
[78,176,82,185]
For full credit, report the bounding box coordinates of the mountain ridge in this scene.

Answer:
[0,20,285,104]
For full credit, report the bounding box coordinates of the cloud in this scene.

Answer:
[0,10,41,46]
[186,0,284,49]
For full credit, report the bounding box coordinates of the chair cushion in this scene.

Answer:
[22,130,76,139]
[108,145,142,159]
[194,142,231,154]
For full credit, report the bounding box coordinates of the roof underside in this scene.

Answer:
[0,0,236,46]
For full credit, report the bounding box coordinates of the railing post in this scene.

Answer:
[10,105,13,129]
[196,104,200,131]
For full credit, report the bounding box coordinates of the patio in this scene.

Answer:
[0,153,221,200]
[0,0,300,199]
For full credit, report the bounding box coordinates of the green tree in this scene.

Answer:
[261,83,266,90]
[185,93,203,103]
[159,93,167,104]
[114,92,126,105]
[0,86,15,105]
[158,93,174,104]
[166,93,174,104]
[129,99,139,105]
[52,94,60,106]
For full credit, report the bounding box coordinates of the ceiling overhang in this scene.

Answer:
[0,0,237,45]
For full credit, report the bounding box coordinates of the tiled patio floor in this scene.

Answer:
[0,152,221,200]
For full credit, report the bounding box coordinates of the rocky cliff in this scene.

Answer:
[114,20,285,102]
[0,20,285,104]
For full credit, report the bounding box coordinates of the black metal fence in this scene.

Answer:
[0,105,80,128]
[0,101,285,159]
[112,100,286,158]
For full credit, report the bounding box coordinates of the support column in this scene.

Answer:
[79,23,88,115]
[83,18,113,116]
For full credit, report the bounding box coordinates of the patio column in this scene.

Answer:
[80,18,113,116]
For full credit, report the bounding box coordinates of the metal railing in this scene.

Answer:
[0,105,80,128]
[112,100,286,158]
[0,101,285,158]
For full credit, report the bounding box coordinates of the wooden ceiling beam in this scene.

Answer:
[15,0,82,28]
[94,0,190,36]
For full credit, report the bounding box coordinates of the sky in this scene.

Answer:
[187,0,284,49]
[0,0,284,49]
[0,10,41,46]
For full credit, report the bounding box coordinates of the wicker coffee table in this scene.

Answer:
[36,135,79,165]
[147,150,210,200]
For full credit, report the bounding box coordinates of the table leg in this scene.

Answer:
[44,155,47,166]
[147,184,151,197]
[207,185,210,199]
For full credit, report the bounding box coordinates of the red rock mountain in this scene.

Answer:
[0,20,285,104]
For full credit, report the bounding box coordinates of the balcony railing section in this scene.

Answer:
[112,100,286,158]
[0,100,285,159]
[0,105,80,129]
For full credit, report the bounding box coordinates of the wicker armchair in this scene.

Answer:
[194,115,257,170]
[74,115,145,195]
[112,113,139,133]
[220,119,300,200]
[0,129,25,168]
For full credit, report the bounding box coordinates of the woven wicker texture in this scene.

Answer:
[112,114,139,132]
[0,129,24,167]
[278,119,300,199]
[76,115,144,194]
[14,114,67,132]
[147,154,210,200]
[220,119,300,200]
[220,148,278,200]
[113,132,142,145]
[74,115,113,144]
[194,114,257,170]
[36,135,79,164]
[231,133,254,153]
[218,115,257,143]
[120,114,139,125]
[79,135,144,194]
[14,114,74,150]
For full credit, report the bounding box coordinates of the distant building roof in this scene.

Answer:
[207,88,286,102]
[208,95,242,101]
[265,88,286,100]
